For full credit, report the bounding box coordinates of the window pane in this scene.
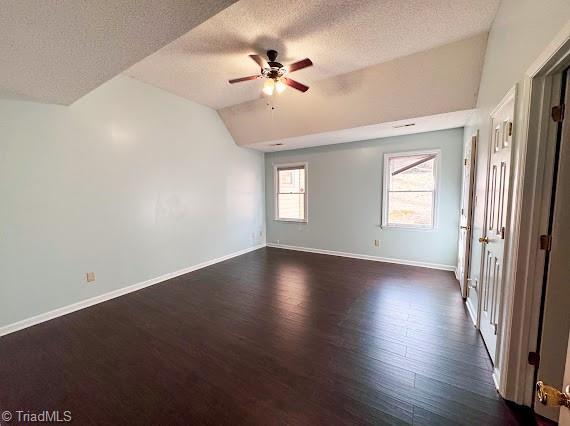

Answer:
[278,193,305,220]
[388,191,433,226]
[281,171,293,185]
[279,168,305,193]
[389,156,434,191]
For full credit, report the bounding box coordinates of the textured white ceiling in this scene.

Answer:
[218,33,487,147]
[126,0,500,109]
[0,0,237,105]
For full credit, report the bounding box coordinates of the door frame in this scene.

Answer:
[495,22,570,406]
[457,131,478,299]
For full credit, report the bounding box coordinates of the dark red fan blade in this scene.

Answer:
[249,54,268,69]
[283,77,309,92]
[228,75,261,84]
[287,58,313,73]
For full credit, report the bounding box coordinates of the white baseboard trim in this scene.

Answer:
[492,368,501,391]
[266,243,456,271]
[0,244,266,338]
[465,297,478,327]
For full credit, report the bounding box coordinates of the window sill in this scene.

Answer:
[274,218,308,223]
[381,224,436,232]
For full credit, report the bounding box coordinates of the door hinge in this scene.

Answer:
[539,234,552,251]
[552,104,565,123]
[464,158,468,166]
[528,351,540,367]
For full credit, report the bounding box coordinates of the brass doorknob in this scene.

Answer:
[479,236,489,244]
[536,381,570,408]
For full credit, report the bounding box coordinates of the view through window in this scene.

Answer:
[383,152,438,229]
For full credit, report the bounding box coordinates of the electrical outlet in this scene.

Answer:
[374,239,380,247]
[86,272,96,283]
[277,239,280,244]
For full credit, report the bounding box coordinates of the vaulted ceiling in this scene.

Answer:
[126,0,500,109]
[1,0,501,150]
[219,33,488,148]
[0,0,237,105]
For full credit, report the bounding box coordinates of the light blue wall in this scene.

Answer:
[265,128,464,267]
[0,75,265,328]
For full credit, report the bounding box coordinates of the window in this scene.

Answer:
[274,163,307,222]
[382,151,439,229]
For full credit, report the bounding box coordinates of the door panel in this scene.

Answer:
[536,69,570,421]
[478,91,514,365]
[457,133,477,299]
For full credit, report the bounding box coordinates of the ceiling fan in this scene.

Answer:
[228,49,313,95]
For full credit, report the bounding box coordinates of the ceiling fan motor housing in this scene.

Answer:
[264,50,285,79]
[267,49,278,62]
[263,67,286,80]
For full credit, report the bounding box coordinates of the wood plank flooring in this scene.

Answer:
[0,247,533,424]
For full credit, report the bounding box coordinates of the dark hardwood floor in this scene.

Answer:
[1,247,533,425]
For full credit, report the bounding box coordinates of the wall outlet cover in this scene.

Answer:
[86,272,96,283]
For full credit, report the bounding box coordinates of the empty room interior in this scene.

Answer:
[2,1,570,425]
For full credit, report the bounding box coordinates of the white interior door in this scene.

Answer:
[457,133,477,299]
[478,91,515,364]
[535,69,570,421]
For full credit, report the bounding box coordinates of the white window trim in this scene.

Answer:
[381,149,441,231]
[273,162,308,223]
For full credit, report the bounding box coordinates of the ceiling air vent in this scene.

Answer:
[393,123,416,128]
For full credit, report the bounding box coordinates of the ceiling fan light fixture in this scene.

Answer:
[275,79,286,94]
[263,78,275,96]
